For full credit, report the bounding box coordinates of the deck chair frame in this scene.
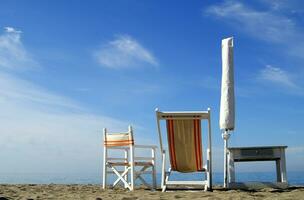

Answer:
[156,108,212,191]
[102,125,157,191]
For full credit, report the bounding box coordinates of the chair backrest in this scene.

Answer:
[103,126,134,147]
[156,109,211,173]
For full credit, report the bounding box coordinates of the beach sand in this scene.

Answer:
[0,184,303,200]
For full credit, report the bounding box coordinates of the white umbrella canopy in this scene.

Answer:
[220,37,235,131]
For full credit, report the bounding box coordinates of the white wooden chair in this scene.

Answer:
[156,108,212,192]
[102,125,157,191]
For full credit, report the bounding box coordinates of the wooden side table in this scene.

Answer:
[227,146,288,188]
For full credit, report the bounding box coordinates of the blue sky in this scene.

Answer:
[0,0,304,175]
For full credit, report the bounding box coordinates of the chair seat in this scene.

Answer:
[107,161,153,166]
[135,161,153,166]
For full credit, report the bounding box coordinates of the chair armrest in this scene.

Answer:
[134,145,158,149]
[134,145,157,162]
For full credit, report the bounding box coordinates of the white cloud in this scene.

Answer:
[0,70,131,173]
[0,27,38,70]
[0,27,139,174]
[258,65,297,88]
[4,27,22,34]
[261,0,304,13]
[205,1,304,58]
[94,35,158,69]
[0,72,82,111]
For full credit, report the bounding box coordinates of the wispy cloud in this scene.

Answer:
[0,27,38,70]
[0,72,82,111]
[261,0,304,13]
[0,70,133,173]
[205,1,304,59]
[0,27,134,173]
[94,35,158,69]
[258,65,297,88]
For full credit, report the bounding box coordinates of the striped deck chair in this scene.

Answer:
[102,125,157,191]
[156,108,212,191]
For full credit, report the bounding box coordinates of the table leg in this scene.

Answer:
[280,149,287,183]
[228,151,235,184]
[276,160,281,182]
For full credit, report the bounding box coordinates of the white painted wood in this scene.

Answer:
[161,151,166,190]
[223,130,229,188]
[111,166,132,190]
[207,108,212,191]
[152,148,157,189]
[134,166,149,175]
[276,160,281,182]
[155,108,163,152]
[124,149,128,189]
[227,146,288,188]
[107,171,152,174]
[280,149,287,183]
[133,157,154,160]
[158,111,209,114]
[157,111,209,119]
[107,158,128,161]
[228,151,235,183]
[102,128,107,189]
[113,166,130,187]
[137,176,150,187]
[134,166,151,188]
[133,142,157,190]
[162,167,171,192]
[156,108,213,192]
[166,180,208,185]
[103,125,157,191]
[133,144,157,149]
[129,125,135,191]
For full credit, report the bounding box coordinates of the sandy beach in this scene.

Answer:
[0,184,303,200]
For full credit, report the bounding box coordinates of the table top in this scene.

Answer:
[228,146,287,150]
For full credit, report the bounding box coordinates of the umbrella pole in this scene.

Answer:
[222,129,230,188]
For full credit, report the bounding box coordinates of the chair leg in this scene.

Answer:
[152,165,157,190]
[102,147,107,189]
[111,165,132,190]
[151,148,156,190]
[124,149,129,188]
[102,164,107,189]
[162,185,167,192]
[130,165,134,191]
[161,152,166,190]
[134,166,151,188]
[130,146,135,191]
[206,148,212,191]
[113,167,130,187]
[162,168,171,192]
[137,174,150,187]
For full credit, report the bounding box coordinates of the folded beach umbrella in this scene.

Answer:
[220,37,234,188]
[220,37,235,131]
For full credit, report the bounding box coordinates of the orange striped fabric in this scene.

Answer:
[167,119,176,170]
[104,140,134,147]
[166,118,203,172]
[193,119,203,171]
[104,133,134,147]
